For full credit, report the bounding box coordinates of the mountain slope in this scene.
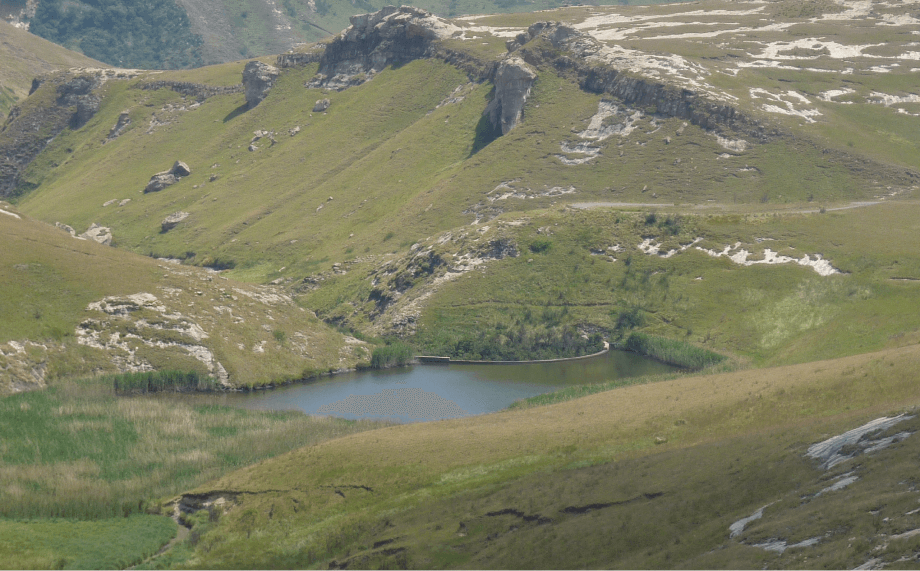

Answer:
[3,1,919,369]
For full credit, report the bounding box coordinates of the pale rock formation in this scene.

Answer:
[79,223,113,245]
[313,98,331,112]
[242,61,280,109]
[485,56,537,134]
[161,211,190,232]
[106,110,131,141]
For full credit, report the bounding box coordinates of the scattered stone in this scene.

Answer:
[55,222,76,237]
[119,199,131,206]
[79,223,113,246]
[290,126,301,136]
[103,199,118,207]
[161,211,190,232]
[664,136,672,144]
[242,61,280,109]
[313,98,331,112]
[209,174,219,182]
[249,143,258,152]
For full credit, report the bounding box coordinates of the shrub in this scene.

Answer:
[529,239,552,254]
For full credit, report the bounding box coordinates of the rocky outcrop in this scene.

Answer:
[242,61,280,109]
[0,71,104,197]
[136,81,243,100]
[313,98,331,112]
[161,211,190,232]
[485,57,537,135]
[307,6,461,90]
[510,22,764,138]
[79,223,113,246]
[144,161,192,193]
[56,74,102,130]
[106,110,131,142]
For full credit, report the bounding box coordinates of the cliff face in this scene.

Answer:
[510,22,768,140]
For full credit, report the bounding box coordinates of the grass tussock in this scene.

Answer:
[624,332,726,370]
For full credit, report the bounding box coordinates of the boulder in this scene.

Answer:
[144,173,177,193]
[161,211,190,232]
[79,223,113,246]
[242,61,280,109]
[171,161,192,177]
[143,161,191,193]
[313,98,330,112]
[485,57,537,135]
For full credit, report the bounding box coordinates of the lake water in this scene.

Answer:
[205,350,677,423]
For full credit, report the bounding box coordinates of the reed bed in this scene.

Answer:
[624,332,726,370]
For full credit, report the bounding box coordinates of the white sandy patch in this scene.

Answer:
[695,243,841,276]
[0,209,20,219]
[750,88,822,123]
[642,22,793,41]
[754,38,882,60]
[868,91,920,106]
[581,101,643,140]
[638,237,703,258]
[818,87,856,102]
[716,135,748,152]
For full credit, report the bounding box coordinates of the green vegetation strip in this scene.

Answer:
[624,332,727,370]
[111,370,217,394]
[0,515,176,570]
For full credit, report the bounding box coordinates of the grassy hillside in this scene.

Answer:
[6,0,919,369]
[159,342,920,568]
[0,202,371,393]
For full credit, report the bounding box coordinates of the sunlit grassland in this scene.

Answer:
[390,202,920,372]
[0,514,177,570]
[176,341,920,568]
[0,374,392,520]
[14,51,897,291]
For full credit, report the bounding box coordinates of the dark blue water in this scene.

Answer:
[210,350,676,423]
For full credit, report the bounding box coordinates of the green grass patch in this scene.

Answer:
[0,375,390,519]
[0,514,177,570]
